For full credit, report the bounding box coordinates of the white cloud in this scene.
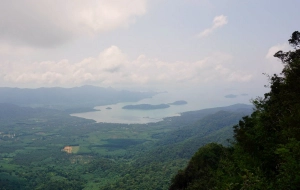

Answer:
[0,0,147,48]
[0,46,252,89]
[264,43,292,75]
[77,0,146,33]
[0,43,34,56]
[265,43,290,59]
[197,15,228,38]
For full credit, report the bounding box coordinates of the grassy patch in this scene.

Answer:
[71,146,80,153]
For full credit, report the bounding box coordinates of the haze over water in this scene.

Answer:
[71,90,251,124]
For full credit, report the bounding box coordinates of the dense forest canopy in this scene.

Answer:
[169,31,300,190]
[0,101,251,189]
[1,31,298,190]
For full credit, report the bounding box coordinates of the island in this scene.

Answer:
[106,107,112,110]
[224,94,237,98]
[122,104,170,110]
[168,100,188,105]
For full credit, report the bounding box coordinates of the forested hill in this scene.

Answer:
[0,102,252,190]
[0,103,57,120]
[0,85,157,110]
[169,31,300,190]
[137,110,253,164]
[100,105,252,190]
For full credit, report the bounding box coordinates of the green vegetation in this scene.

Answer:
[122,100,188,110]
[8,32,299,190]
[0,101,251,189]
[169,31,300,190]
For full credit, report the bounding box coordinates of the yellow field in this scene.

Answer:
[62,146,80,154]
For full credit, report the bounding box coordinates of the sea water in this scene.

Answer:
[71,90,251,124]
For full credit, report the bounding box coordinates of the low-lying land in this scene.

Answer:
[122,100,188,110]
[0,103,252,190]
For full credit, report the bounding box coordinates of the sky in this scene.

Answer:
[0,0,299,103]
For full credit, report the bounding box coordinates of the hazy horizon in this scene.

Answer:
[0,0,299,105]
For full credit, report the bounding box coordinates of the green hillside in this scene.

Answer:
[0,101,251,189]
[169,32,300,190]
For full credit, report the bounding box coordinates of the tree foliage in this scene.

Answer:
[169,31,300,190]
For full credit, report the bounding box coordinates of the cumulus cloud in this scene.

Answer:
[0,46,252,89]
[0,0,147,48]
[265,43,292,74]
[197,15,228,38]
[77,0,146,33]
[265,43,290,59]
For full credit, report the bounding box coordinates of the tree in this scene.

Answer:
[233,31,300,188]
[169,31,300,189]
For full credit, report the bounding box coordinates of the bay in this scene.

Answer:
[71,90,251,124]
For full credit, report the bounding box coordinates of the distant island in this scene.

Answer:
[106,107,112,110]
[122,104,170,110]
[169,100,188,105]
[122,100,187,110]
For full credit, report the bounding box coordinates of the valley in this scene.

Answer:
[0,103,252,189]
